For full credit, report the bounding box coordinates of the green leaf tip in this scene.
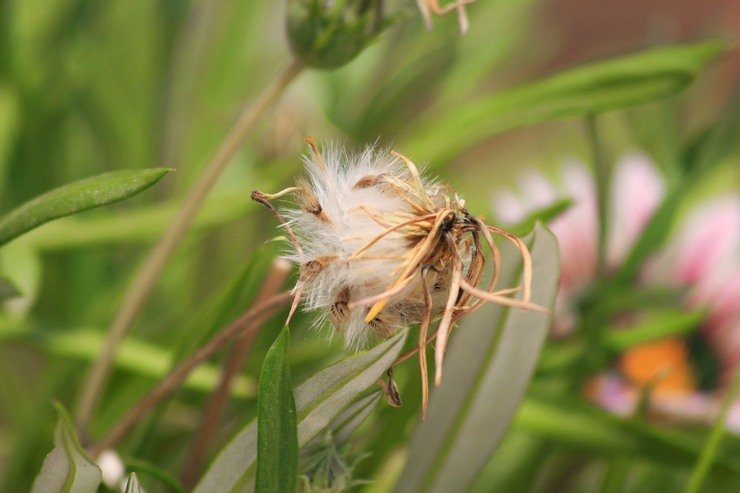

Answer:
[256,325,298,493]
[0,168,172,247]
[124,472,143,493]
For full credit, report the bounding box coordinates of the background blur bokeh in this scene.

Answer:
[0,1,738,491]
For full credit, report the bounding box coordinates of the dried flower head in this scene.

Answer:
[253,139,545,416]
[415,0,477,34]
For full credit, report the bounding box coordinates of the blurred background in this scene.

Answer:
[0,0,738,491]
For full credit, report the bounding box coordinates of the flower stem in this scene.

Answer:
[74,60,303,432]
[90,291,293,457]
[685,369,740,493]
[585,115,609,278]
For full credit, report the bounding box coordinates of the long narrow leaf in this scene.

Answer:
[0,327,256,397]
[395,223,559,492]
[256,326,298,493]
[515,397,740,475]
[31,402,102,493]
[195,330,407,493]
[405,40,725,165]
[0,168,171,247]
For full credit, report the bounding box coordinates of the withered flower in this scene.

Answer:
[253,139,545,416]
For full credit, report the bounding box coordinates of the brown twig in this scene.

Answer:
[181,260,291,488]
[90,291,293,456]
[75,60,304,431]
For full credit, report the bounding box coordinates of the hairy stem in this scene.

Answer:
[90,291,293,456]
[75,60,304,431]
[181,260,291,488]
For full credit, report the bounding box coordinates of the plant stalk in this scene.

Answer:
[586,115,609,278]
[685,369,740,493]
[90,291,293,456]
[75,60,303,431]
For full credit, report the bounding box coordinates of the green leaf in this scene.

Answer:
[124,473,143,493]
[0,84,20,194]
[0,168,172,247]
[614,91,738,285]
[256,326,298,493]
[395,223,560,493]
[507,198,573,236]
[124,456,185,493]
[0,276,21,300]
[404,40,726,165]
[195,330,408,493]
[331,391,382,446]
[0,327,256,398]
[23,189,254,251]
[686,370,740,493]
[603,309,704,352]
[31,402,102,493]
[614,184,685,284]
[515,397,740,474]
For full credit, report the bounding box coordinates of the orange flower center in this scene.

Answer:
[619,337,696,396]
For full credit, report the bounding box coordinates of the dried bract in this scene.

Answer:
[253,139,546,415]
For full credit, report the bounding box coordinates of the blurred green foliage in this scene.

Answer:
[0,0,738,492]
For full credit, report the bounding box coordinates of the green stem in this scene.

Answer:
[74,60,303,432]
[585,115,609,278]
[685,369,740,493]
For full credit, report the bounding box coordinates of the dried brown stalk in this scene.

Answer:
[90,291,292,456]
[181,260,291,487]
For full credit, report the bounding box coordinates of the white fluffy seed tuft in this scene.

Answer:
[280,145,453,349]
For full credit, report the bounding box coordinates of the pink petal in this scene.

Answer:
[607,152,665,267]
[692,268,740,332]
[550,161,598,291]
[672,196,740,285]
[518,169,558,210]
[588,373,638,416]
[651,392,740,435]
[492,189,527,224]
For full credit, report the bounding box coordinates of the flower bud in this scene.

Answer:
[286,0,388,69]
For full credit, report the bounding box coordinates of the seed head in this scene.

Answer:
[254,139,546,415]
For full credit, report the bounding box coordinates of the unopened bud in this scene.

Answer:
[286,0,389,69]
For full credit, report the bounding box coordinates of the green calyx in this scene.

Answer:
[286,0,391,69]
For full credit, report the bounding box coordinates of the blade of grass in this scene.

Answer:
[404,40,726,166]
[256,325,298,493]
[686,370,740,493]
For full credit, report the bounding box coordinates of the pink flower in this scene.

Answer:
[493,153,740,430]
[493,152,665,335]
